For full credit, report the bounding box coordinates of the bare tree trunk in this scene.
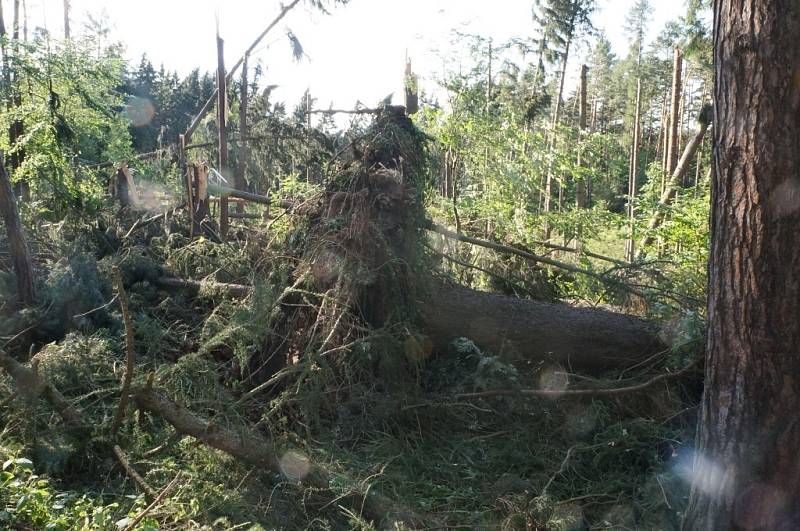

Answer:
[63,0,70,39]
[625,79,642,262]
[0,153,34,305]
[665,47,683,176]
[576,64,589,209]
[424,282,664,372]
[216,32,229,241]
[684,4,800,526]
[235,54,249,214]
[543,33,573,238]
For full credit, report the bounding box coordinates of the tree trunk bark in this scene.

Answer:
[576,64,589,209]
[683,2,800,529]
[665,47,683,176]
[0,152,34,305]
[638,111,710,253]
[216,33,229,241]
[235,54,248,214]
[543,32,573,238]
[62,0,70,39]
[625,78,642,262]
[423,282,664,372]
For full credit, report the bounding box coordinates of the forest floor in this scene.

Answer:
[0,206,702,531]
[0,114,704,531]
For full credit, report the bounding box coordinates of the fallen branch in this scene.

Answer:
[110,268,135,437]
[307,107,381,115]
[123,203,186,240]
[455,359,699,400]
[425,243,531,297]
[523,239,630,267]
[0,350,89,432]
[426,221,650,299]
[133,387,426,528]
[113,445,156,500]
[142,431,182,459]
[156,276,251,298]
[122,471,183,531]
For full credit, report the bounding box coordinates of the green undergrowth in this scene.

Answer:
[0,114,704,529]
[0,311,701,530]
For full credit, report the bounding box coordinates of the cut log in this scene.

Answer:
[422,282,665,371]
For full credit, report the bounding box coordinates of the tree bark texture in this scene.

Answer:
[666,47,683,177]
[0,153,34,304]
[684,2,800,529]
[423,282,664,372]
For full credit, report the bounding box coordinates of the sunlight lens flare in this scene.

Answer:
[279,451,312,482]
[672,447,730,497]
[125,96,155,127]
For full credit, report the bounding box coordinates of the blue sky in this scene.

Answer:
[18,0,688,108]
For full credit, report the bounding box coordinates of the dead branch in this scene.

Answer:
[142,431,182,459]
[110,267,135,437]
[113,445,156,500]
[455,359,699,400]
[425,243,531,296]
[185,0,302,141]
[133,387,426,529]
[122,471,183,531]
[307,108,381,115]
[426,221,651,299]
[123,203,186,240]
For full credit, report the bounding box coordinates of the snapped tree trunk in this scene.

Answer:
[0,152,34,305]
[683,1,800,528]
[638,107,711,254]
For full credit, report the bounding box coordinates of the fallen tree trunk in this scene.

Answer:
[423,282,665,371]
[157,275,664,372]
[133,387,426,529]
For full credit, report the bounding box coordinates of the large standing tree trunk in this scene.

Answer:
[684,2,800,529]
[0,153,35,305]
